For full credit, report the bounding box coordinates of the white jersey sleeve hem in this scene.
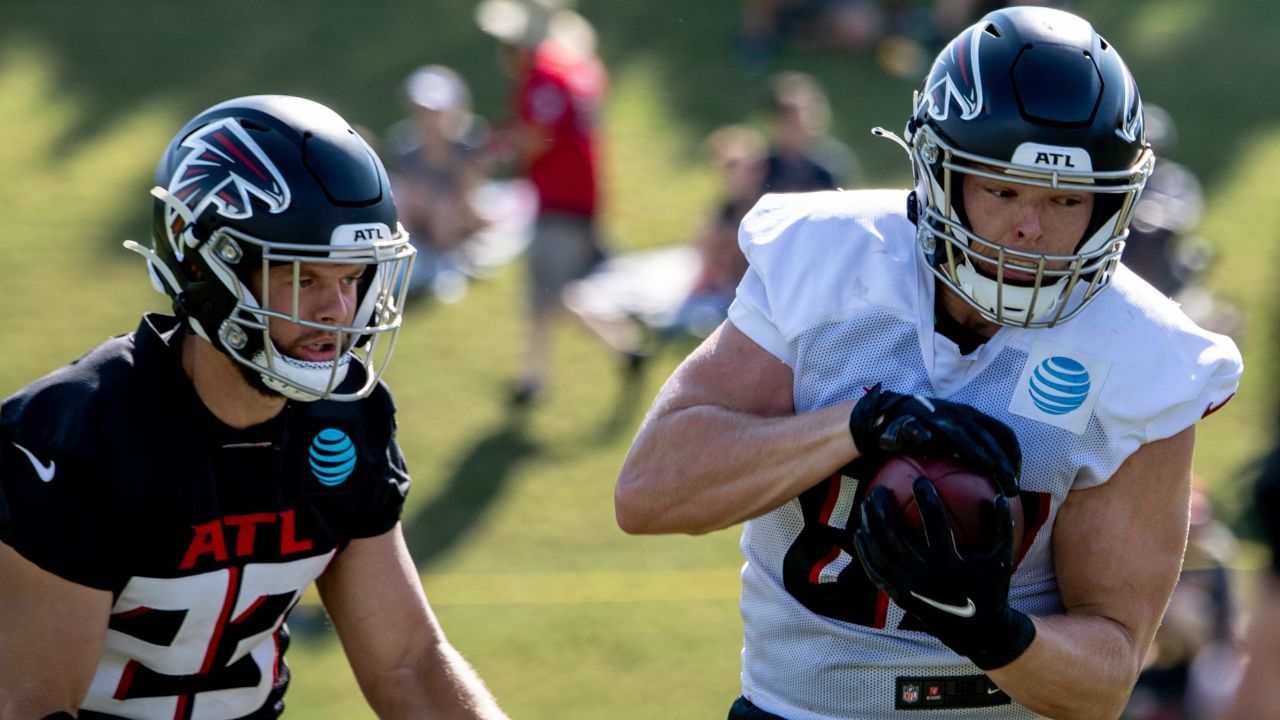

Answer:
[728,289,793,367]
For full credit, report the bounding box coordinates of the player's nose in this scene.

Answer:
[1012,202,1043,245]
[312,281,353,324]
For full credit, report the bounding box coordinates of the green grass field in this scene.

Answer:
[3,1,1279,717]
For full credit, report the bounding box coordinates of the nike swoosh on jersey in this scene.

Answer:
[12,442,56,483]
[910,591,976,618]
[987,687,1004,695]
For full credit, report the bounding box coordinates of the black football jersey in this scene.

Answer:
[0,314,410,719]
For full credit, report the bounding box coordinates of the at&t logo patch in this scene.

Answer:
[1029,356,1091,415]
[310,428,356,486]
[1010,341,1110,435]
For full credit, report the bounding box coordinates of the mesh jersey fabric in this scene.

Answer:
[0,313,411,719]
[724,189,1243,719]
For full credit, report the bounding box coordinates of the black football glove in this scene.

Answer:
[852,477,1035,670]
[848,384,1021,496]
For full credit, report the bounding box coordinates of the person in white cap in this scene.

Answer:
[388,64,490,301]
[477,0,611,404]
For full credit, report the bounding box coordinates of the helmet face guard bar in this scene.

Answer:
[140,96,417,401]
[901,123,1153,328]
[204,224,416,402]
[918,207,1124,328]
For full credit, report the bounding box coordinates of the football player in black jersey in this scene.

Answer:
[0,96,509,719]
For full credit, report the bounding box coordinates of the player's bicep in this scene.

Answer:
[0,540,110,711]
[1052,426,1195,643]
[647,320,794,422]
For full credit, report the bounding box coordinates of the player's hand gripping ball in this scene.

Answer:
[853,455,1037,670]
[868,455,1025,560]
[848,384,1021,497]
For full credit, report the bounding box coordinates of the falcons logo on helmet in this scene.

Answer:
[1115,65,1143,143]
[164,118,290,257]
[918,23,985,123]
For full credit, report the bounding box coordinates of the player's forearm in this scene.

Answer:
[987,612,1145,720]
[615,401,856,535]
[364,642,509,720]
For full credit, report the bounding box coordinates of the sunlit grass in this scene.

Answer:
[0,42,172,392]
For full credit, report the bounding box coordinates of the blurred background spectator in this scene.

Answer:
[1121,103,1207,297]
[386,64,491,303]
[667,124,767,338]
[561,69,867,371]
[1121,103,1240,337]
[738,1,1064,77]
[477,0,611,405]
[1125,486,1244,720]
[562,123,770,359]
[760,70,859,192]
[1224,441,1280,720]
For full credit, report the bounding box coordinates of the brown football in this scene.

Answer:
[868,455,1025,557]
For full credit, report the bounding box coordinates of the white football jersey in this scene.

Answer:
[726,189,1242,719]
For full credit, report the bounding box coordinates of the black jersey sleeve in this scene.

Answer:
[373,428,413,535]
[0,319,172,593]
[345,417,409,535]
[349,387,412,539]
[0,430,120,591]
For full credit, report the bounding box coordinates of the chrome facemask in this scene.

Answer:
[879,121,1154,328]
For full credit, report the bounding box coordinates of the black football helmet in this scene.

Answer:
[126,95,415,401]
[878,6,1153,327]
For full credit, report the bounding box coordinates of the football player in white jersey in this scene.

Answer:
[616,6,1242,720]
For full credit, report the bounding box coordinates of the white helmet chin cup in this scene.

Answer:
[254,348,353,402]
[953,261,1065,325]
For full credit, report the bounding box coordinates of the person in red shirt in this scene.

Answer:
[478,0,610,403]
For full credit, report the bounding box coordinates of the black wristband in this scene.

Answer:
[42,713,77,720]
[949,607,1037,671]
